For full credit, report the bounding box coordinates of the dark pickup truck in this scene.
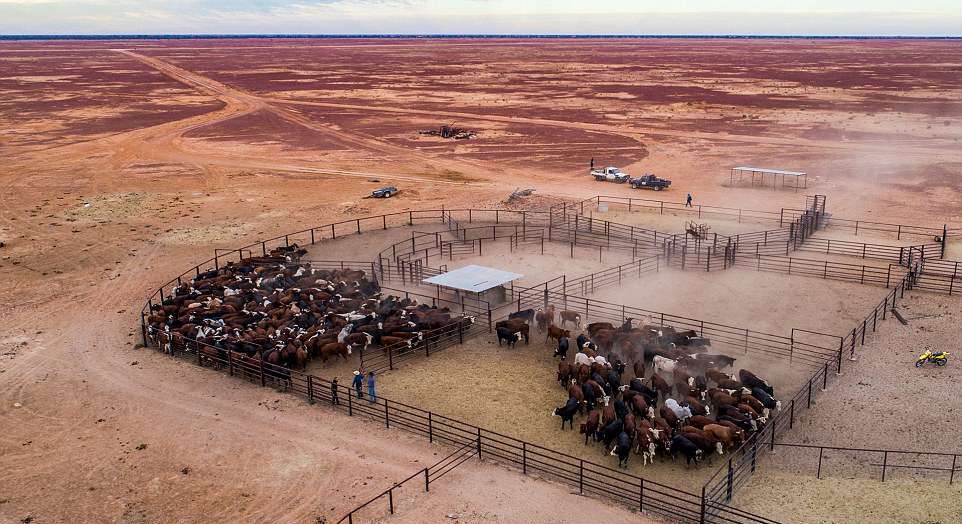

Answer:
[630,174,671,191]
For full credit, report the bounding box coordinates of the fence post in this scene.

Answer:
[881,451,888,482]
[307,375,314,403]
[259,356,266,387]
[789,399,795,429]
[951,455,957,485]
[424,468,430,492]
[227,350,233,376]
[726,457,733,501]
[385,400,390,428]
[579,460,584,494]
[388,487,394,514]
[822,362,828,391]
[428,412,433,443]
[348,385,353,416]
[817,447,824,478]
[699,485,705,524]
[476,429,482,459]
[522,442,527,475]
[807,378,812,408]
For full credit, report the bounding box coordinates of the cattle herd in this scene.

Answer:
[145,245,475,383]
[499,307,783,470]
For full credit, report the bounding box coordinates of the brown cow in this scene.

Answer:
[688,415,715,430]
[546,325,570,344]
[579,410,600,445]
[557,361,572,388]
[536,306,555,332]
[703,424,736,451]
[659,405,680,428]
[320,342,352,362]
[568,383,585,412]
[559,310,582,329]
[651,374,671,401]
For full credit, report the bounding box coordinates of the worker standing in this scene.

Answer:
[686,193,693,207]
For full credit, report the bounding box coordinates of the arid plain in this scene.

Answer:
[1,38,961,523]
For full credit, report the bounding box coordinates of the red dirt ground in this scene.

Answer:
[1,38,961,523]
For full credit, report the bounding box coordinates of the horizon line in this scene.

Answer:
[2,34,961,41]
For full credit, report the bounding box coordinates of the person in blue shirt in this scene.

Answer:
[367,371,377,403]
[351,370,364,399]
[686,193,693,207]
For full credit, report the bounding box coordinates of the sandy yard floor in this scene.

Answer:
[586,267,887,338]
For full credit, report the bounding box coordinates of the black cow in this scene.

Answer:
[671,435,703,467]
[591,372,610,395]
[509,309,536,324]
[606,370,622,394]
[613,398,629,420]
[496,327,522,348]
[693,353,737,370]
[576,334,590,351]
[628,378,659,405]
[554,336,569,360]
[552,398,580,429]
[717,415,754,433]
[581,382,597,411]
[597,419,624,448]
[611,431,632,469]
[751,387,781,412]
[739,369,774,396]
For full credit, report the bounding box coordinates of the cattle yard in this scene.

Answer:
[140,195,962,524]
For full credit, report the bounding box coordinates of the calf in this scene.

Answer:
[552,398,580,430]
[670,435,703,467]
[579,410,600,445]
[496,327,522,348]
[688,415,715,430]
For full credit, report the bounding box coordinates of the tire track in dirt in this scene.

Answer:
[268,97,962,159]
[114,50,512,184]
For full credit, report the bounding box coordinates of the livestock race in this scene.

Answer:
[4,34,962,524]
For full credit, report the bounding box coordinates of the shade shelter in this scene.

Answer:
[730,166,808,191]
[423,264,522,306]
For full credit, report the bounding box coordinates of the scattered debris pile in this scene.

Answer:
[505,188,535,204]
[420,124,476,140]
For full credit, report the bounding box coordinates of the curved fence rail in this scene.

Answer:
[336,438,480,524]
[141,326,780,524]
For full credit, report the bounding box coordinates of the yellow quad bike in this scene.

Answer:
[915,349,950,368]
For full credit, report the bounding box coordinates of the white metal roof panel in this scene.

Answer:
[732,166,806,176]
[423,264,523,292]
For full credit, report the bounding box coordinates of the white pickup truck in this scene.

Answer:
[590,166,630,183]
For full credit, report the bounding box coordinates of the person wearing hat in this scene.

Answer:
[330,377,340,405]
[352,370,364,399]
